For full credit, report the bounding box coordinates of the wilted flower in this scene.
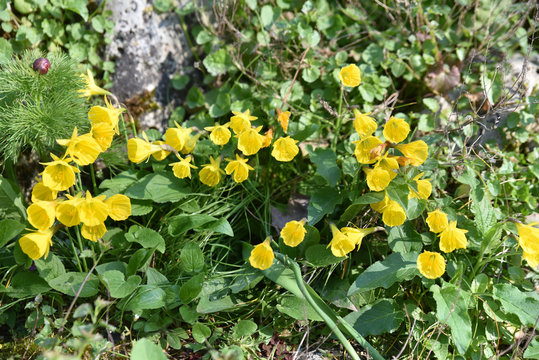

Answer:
[249,237,274,270]
[40,154,80,191]
[261,128,274,148]
[230,110,257,134]
[199,156,223,187]
[417,251,446,279]
[280,219,307,247]
[271,136,299,162]
[383,117,410,144]
[439,220,468,253]
[277,110,291,133]
[225,154,254,183]
[339,64,361,87]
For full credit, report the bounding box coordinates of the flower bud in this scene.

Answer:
[33,58,50,75]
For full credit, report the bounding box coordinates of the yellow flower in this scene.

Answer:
[383,117,410,144]
[426,209,448,233]
[19,228,54,260]
[31,181,57,203]
[181,133,200,155]
[417,251,446,279]
[81,223,107,242]
[199,156,223,187]
[230,110,257,134]
[396,140,428,167]
[271,136,299,162]
[261,128,274,148]
[249,237,274,270]
[225,154,254,183]
[78,69,111,99]
[354,136,383,164]
[277,110,291,133]
[370,192,390,213]
[169,155,197,179]
[56,127,101,166]
[56,194,83,227]
[382,200,406,227]
[408,173,432,200]
[88,96,125,135]
[151,141,171,161]
[127,132,164,163]
[27,201,56,231]
[78,192,109,226]
[341,226,374,249]
[90,122,115,152]
[365,167,391,192]
[280,219,307,247]
[353,109,377,138]
[165,122,193,152]
[237,126,264,156]
[439,220,468,253]
[516,223,539,268]
[376,155,399,180]
[104,194,131,221]
[339,64,361,87]
[40,154,80,191]
[205,123,232,146]
[328,224,355,257]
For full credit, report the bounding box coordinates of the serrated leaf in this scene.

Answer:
[343,299,403,336]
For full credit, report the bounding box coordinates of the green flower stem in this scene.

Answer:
[65,228,83,273]
[89,163,97,194]
[274,253,384,360]
[74,165,83,193]
[332,86,345,150]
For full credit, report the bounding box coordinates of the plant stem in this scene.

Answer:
[332,86,345,150]
[66,228,83,273]
[89,164,97,194]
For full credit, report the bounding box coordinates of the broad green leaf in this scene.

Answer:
[3,272,50,298]
[35,254,66,282]
[196,294,236,313]
[260,4,273,28]
[124,285,166,311]
[482,71,503,105]
[338,203,365,224]
[125,172,191,203]
[302,66,320,83]
[307,187,341,225]
[48,272,99,298]
[470,188,497,235]
[206,218,234,237]
[354,192,385,204]
[168,214,217,237]
[64,0,88,21]
[101,270,140,298]
[192,322,211,343]
[430,283,472,355]
[492,284,539,326]
[406,198,426,220]
[99,169,141,193]
[308,147,340,187]
[388,222,423,253]
[130,338,166,360]
[524,338,539,359]
[390,61,405,77]
[0,175,25,221]
[0,219,25,248]
[125,226,165,253]
[386,182,409,212]
[423,98,440,113]
[126,248,154,276]
[203,48,232,77]
[153,0,172,12]
[343,299,403,336]
[179,273,204,304]
[348,252,418,295]
[362,43,384,66]
[277,295,323,321]
[180,243,205,273]
[171,74,190,90]
[305,244,345,267]
[209,92,230,118]
[167,328,188,350]
[0,38,13,63]
[233,320,257,338]
[186,86,204,108]
[146,268,169,285]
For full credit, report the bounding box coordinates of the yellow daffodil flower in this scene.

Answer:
[56,127,101,166]
[90,122,115,152]
[165,122,193,152]
[31,181,57,203]
[238,126,265,156]
[277,110,291,133]
[353,109,377,138]
[27,201,57,231]
[40,154,80,191]
[339,64,361,87]
[354,136,383,164]
[199,156,223,187]
[396,140,428,167]
[78,69,111,99]
[261,128,274,148]
[225,154,254,183]
[280,219,307,247]
[151,141,170,161]
[180,133,200,155]
[417,251,446,279]
[370,192,390,213]
[230,110,257,134]
[127,132,165,163]
[328,224,355,257]
[205,123,232,146]
[516,223,539,268]
[383,117,410,144]
[382,200,406,227]
[408,173,432,200]
[365,167,391,192]
[56,194,83,227]
[104,194,131,221]
[376,155,399,180]
[169,155,197,179]
[78,192,109,227]
[81,223,107,242]
[341,226,374,249]
[426,209,448,233]
[249,237,274,270]
[439,220,468,253]
[88,96,124,135]
[271,136,299,162]
[19,228,54,260]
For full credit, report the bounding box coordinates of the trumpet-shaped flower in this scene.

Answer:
[249,237,274,270]
[382,200,406,227]
[328,224,355,257]
[19,228,54,260]
[31,181,57,203]
[439,220,468,253]
[354,136,383,164]
[90,122,115,152]
[81,222,107,242]
[280,219,307,247]
[27,201,56,231]
[383,117,410,144]
[170,156,197,179]
[261,128,274,148]
[127,132,164,163]
[353,109,377,138]
[151,141,170,161]
[180,134,200,155]
[88,96,125,135]
[225,154,254,183]
[408,173,432,200]
[341,226,374,249]
[78,192,109,226]
[230,110,257,134]
[56,194,83,227]
[370,192,390,213]
[105,194,131,221]
[516,223,539,268]
[271,136,299,162]
[365,167,391,192]
[238,126,265,156]
[426,209,448,233]
[56,127,101,166]
[40,154,80,191]
[277,110,291,133]
[205,123,231,146]
[199,156,223,187]
[396,140,428,166]
[417,251,446,279]
[377,155,399,180]
[165,122,193,152]
[339,64,361,87]
[78,69,111,99]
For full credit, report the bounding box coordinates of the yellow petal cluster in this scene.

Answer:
[280,220,307,247]
[230,110,257,134]
[516,223,539,268]
[56,195,83,227]
[339,64,361,87]
[127,132,165,163]
[56,127,101,166]
[199,156,223,187]
[165,122,193,152]
[382,200,406,227]
[225,154,253,183]
[365,167,391,192]
[383,117,410,144]
[328,224,356,257]
[353,109,377,138]
[271,136,299,162]
[90,122,115,152]
[88,96,124,135]
[205,123,231,146]
[417,251,446,279]
[40,154,80,191]
[238,127,265,156]
[249,237,274,270]
[277,110,290,133]
[27,201,57,231]
[396,140,428,167]
[170,156,197,179]
[19,229,54,260]
[439,220,468,253]
[354,136,382,164]
[78,69,111,99]
[426,209,448,233]
[31,182,57,203]
[408,173,432,200]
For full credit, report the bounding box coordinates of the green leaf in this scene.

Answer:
[0,219,25,248]
[101,270,141,298]
[99,169,141,192]
[305,244,345,267]
[124,285,166,311]
[171,74,190,90]
[482,71,503,105]
[405,198,426,220]
[125,226,165,253]
[354,192,385,204]
[390,61,405,77]
[386,181,409,212]
[308,147,340,187]
[302,66,320,83]
[130,338,167,360]
[260,4,274,28]
[203,48,232,77]
[127,248,153,276]
[209,92,230,118]
[307,187,341,225]
[91,15,105,33]
[64,0,88,21]
[186,86,204,108]
[423,98,440,113]
[277,295,323,321]
[192,322,211,343]
[343,299,404,336]
[359,83,375,102]
[180,243,205,273]
[3,272,50,298]
[168,214,217,237]
[48,272,99,298]
[233,320,257,338]
[430,283,472,355]
[167,329,188,350]
[492,284,539,326]
[0,175,25,221]
[0,38,13,63]
[206,218,234,237]
[153,0,172,12]
[35,254,66,282]
[348,252,418,295]
[524,338,539,359]
[470,188,497,235]
[388,222,423,253]
[338,203,365,224]
[179,273,204,304]
[362,43,384,66]
[125,172,191,203]
[197,294,236,313]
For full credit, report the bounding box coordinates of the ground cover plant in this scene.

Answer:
[0,0,538,359]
